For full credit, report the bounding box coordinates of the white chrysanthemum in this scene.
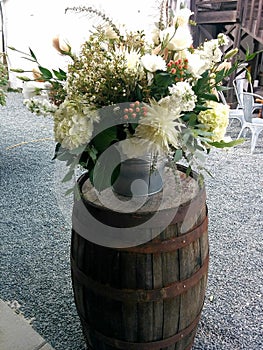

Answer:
[197,101,229,142]
[160,25,192,51]
[140,54,167,72]
[54,99,100,150]
[135,102,184,153]
[124,49,141,72]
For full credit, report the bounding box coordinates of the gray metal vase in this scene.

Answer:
[112,154,166,197]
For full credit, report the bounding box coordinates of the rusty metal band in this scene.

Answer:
[71,254,209,303]
[119,214,208,254]
[81,310,201,350]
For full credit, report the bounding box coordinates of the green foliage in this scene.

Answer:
[0,53,8,106]
[150,71,174,100]
[209,138,245,148]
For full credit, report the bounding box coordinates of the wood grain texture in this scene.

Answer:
[71,166,209,350]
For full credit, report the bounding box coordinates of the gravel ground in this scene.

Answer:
[0,92,262,350]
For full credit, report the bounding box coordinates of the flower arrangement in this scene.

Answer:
[11,4,247,191]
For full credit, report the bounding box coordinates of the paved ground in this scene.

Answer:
[0,93,263,350]
[0,299,55,350]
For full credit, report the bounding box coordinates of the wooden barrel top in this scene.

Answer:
[80,164,203,214]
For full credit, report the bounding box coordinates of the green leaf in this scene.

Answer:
[92,127,117,153]
[65,187,75,196]
[174,149,183,162]
[29,48,37,61]
[56,151,72,161]
[53,69,67,80]
[209,138,245,148]
[194,104,209,112]
[200,93,218,102]
[91,147,121,191]
[38,66,53,80]
[69,144,87,155]
[186,166,192,177]
[62,169,75,183]
[245,48,263,62]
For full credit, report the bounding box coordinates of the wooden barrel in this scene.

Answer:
[71,165,209,350]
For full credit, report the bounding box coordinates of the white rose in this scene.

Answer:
[161,26,193,51]
[175,8,193,27]
[185,51,208,77]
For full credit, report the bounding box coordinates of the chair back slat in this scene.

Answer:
[242,93,254,123]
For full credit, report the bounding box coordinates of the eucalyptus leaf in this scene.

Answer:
[65,187,75,196]
[174,149,183,162]
[69,145,87,155]
[62,169,75,183]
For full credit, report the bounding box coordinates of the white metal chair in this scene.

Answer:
[233,78,263,112]
[237,92,263,154]
[218,90,244,127]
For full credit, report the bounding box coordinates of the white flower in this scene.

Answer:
[168,82,197,112]
[140,54,167,72]
[135,102,184,153]
[23,97,57,116]
[54,99,100,150]
[103,24,119,39]
[120,138,151,158]
[22,81,49,99]
[185,51,208,77]
[217,33,229,46]
[201,39,223,64]
[160,26,192,51]
[124,49,141,72]
[151,26,161,45]
[197,101,229,142]
[175,8,193,27]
